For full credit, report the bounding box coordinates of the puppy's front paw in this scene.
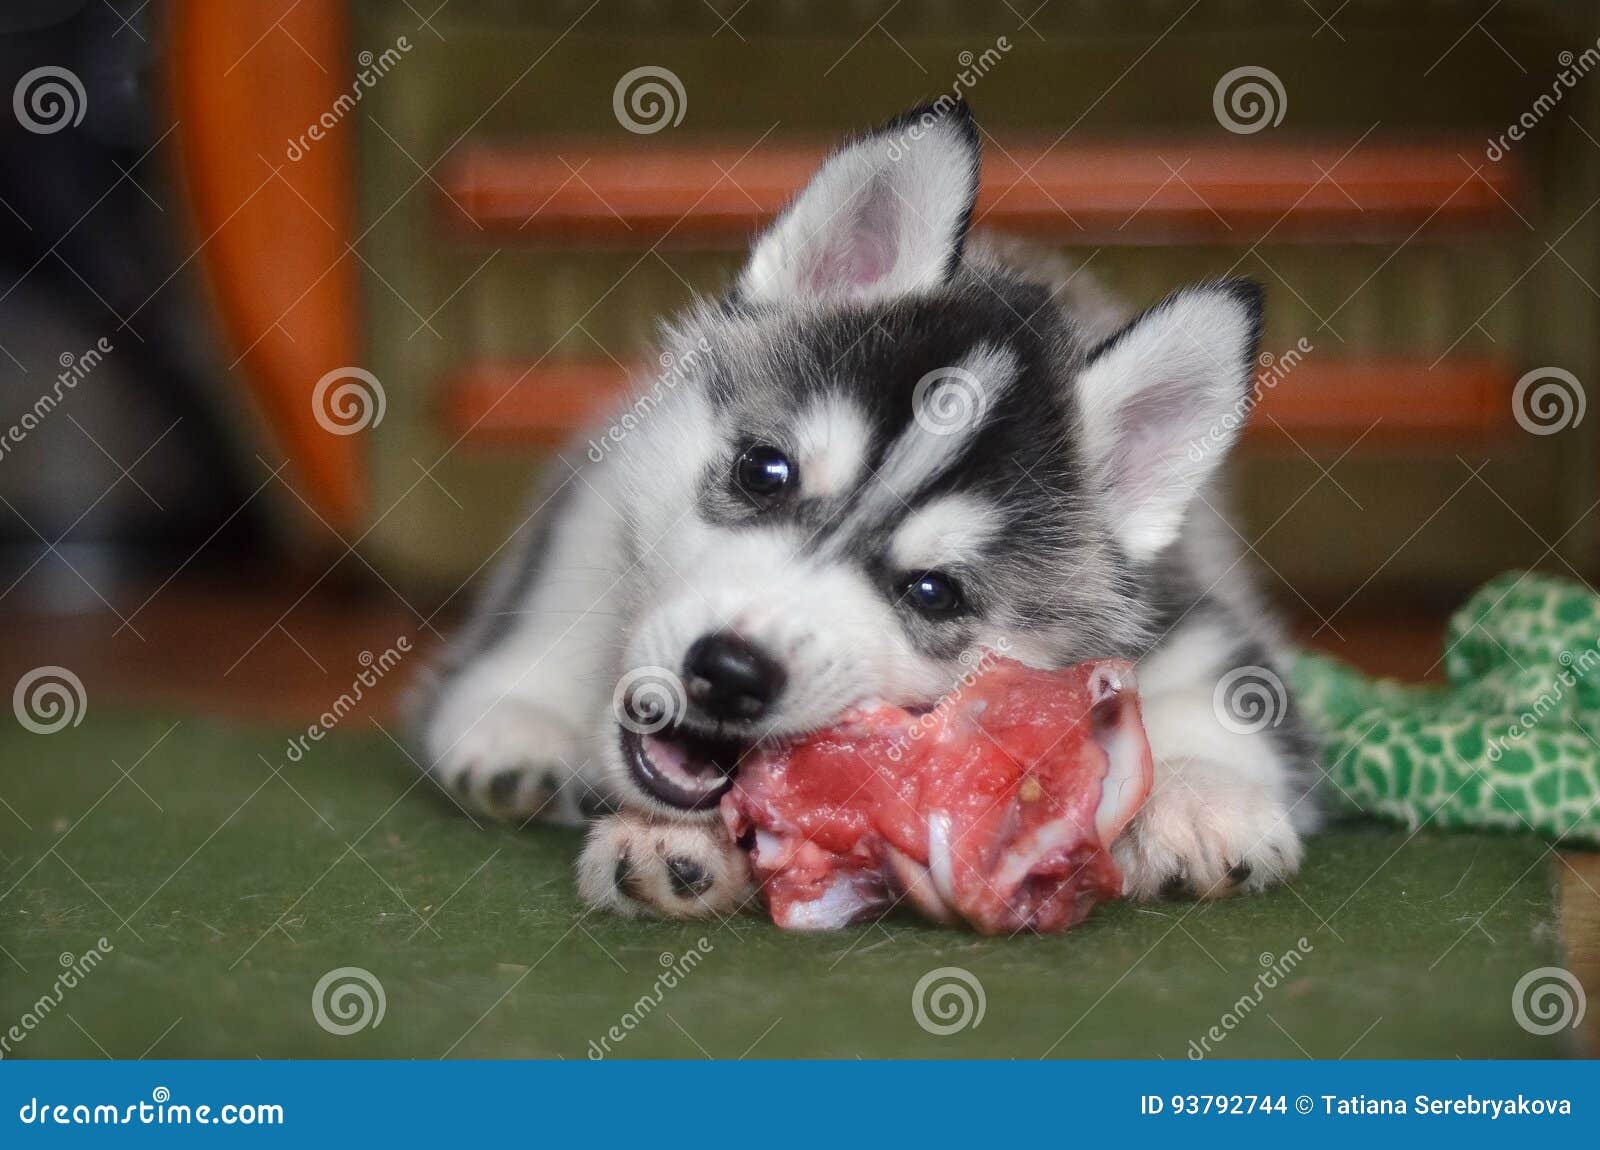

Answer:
[1113,767,1303,900]
[426,697,594,825]
[577,811,753,919]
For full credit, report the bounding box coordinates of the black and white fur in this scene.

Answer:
[411,104,1320,920]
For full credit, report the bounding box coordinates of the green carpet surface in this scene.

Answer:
[0,712,1574,1059]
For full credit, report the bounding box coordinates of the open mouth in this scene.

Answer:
[620,724,754,811]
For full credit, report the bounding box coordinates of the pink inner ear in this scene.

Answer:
[1107,375,1194,501]
[799,177,900,297]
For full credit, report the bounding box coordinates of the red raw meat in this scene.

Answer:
[721,657,1153,934]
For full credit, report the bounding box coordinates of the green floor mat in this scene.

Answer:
[0,712,1573,1059]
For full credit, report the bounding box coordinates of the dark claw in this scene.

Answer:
[1159,874,1189,900]
[1227,861,1253,884]
[665,856,713,899]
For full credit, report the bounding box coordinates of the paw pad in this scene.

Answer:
[665,856,713,899]
[488,770,522,807]
[612,851,649,903]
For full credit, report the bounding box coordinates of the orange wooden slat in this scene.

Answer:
[442,362,634,448]
[440,141,1523,244]
[1246,360,1514,442]
[441,358,1516,448]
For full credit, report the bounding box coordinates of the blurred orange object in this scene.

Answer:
[170,0,363,532]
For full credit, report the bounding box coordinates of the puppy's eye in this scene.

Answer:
[900,571,963,616]
[734,444,793,499]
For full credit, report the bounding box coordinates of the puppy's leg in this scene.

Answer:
[1116,636,1320,900]
[412,462,625,824]
[577,811,753,919]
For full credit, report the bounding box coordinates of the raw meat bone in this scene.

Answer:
[723,658,1155,934]
[893,662,1148,927]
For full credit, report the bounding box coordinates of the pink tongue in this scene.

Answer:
[642,735,721,795]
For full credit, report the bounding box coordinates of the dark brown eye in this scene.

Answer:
[735,445,793,499]
[901,571,963,615]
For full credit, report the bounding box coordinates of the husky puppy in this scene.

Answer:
[412,104,1320,920]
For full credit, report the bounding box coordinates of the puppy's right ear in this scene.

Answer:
[738,103,980,306]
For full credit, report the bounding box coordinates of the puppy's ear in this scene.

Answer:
[737,103,979,305]
[1073,279,1263,561]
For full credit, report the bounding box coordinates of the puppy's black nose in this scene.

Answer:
[683,633,785,721]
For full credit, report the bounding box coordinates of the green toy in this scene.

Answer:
[1289,571,1600,848]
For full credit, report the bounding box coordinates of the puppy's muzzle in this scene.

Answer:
[618,632,783,811]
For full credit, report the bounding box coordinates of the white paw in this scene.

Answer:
[577,811,753,919]
[1113,764,1303,900]
[425,696,597,825]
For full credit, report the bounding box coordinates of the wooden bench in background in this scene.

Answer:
[168,0,1535,547]
[436,141,1522,451]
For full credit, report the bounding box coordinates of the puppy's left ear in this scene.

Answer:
[738,103,979,305]
[1074,279,1263,561]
